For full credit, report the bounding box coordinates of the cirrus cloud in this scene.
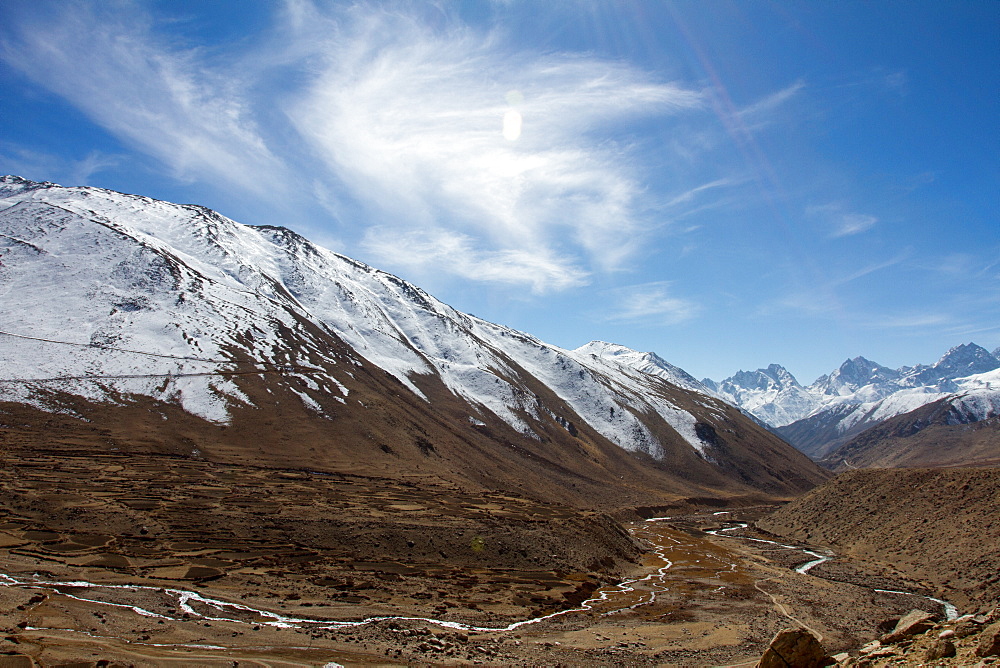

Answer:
[600,281,699,325]
[285,6,703,291]
[1,0,705,293]
[806,202,879,238]
[0,1,284,196]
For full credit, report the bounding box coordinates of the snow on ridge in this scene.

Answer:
[1,177,720,460]
[237,223,718,458]
[0,183,324,422]
[560,339,737,456]
[706,364,820,427]
[708,344,1000,434]
[574,340,710,394]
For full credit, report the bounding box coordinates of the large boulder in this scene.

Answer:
[976,621,1000,657]
[881,609,936,644]
[757,627,828,668]
[925,638,957,660]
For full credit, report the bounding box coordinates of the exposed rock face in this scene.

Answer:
[757,627,828,668]
[0,655,35,668]
[830,608,1000,666]
[925,638,957,660]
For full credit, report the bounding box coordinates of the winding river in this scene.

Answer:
[0,520,682,636]
[0,513,957,656]
[702,520,958,620]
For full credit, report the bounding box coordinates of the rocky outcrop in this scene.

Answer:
[880,609,936,644]
[0,655,35,668]
[831,607,999,666]
[925,637,957,660]
[976,621,1000,657]
[757,627,829,668]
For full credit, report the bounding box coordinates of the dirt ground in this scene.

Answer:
[757,466,1000,611]
[0,446,949,667]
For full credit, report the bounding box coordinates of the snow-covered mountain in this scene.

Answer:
[810,357,902,399]
[899,342,1000,389]
[0,176,825,500]
[819,368,1000,470]
[701,364,822,427]
[706,344,1000,459]
[575,340,711,395]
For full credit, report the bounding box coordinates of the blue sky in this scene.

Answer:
[1,0,997,383]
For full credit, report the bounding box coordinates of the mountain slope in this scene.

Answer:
[0,176,827,506]
[820,374,1000,470]
[756,467,1000,610]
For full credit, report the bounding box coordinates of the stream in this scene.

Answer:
[0,520,681,636]
[0,514,958,655]
[702,520,959,620]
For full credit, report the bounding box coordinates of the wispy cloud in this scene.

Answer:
[738,79,805,124]
[664,178,735,208]
[284,6,703,290]
[833,213,878,237]
[0,2,285,195]
[870,313,951,329]
[763,251,910,317]
[1,1,710,293]
[807,202,878,238]
[767,288,841,317]
[600,281,699,325]
[835,251,910,285]
[361,226,588,293]
[0,144,120,186]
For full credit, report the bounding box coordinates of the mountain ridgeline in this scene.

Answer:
[704,344,1000,469]
[0,176,826,508]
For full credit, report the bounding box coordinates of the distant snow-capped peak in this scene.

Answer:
[900,342,999,388]
[701,364,821,427]
[706,344,1000,433]
[811,356,899,394]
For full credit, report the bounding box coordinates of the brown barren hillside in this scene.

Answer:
[821,399,1000,471]
[757,467,1000,611]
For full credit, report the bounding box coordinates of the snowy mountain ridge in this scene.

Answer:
[701,364,822,428]
[708,344,1000,426]
[0,176,746,464]
[706,343,1000,458]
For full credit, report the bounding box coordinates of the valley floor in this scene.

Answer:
[0,448,974,666]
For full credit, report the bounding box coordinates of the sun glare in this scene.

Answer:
[502,109,522,141]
